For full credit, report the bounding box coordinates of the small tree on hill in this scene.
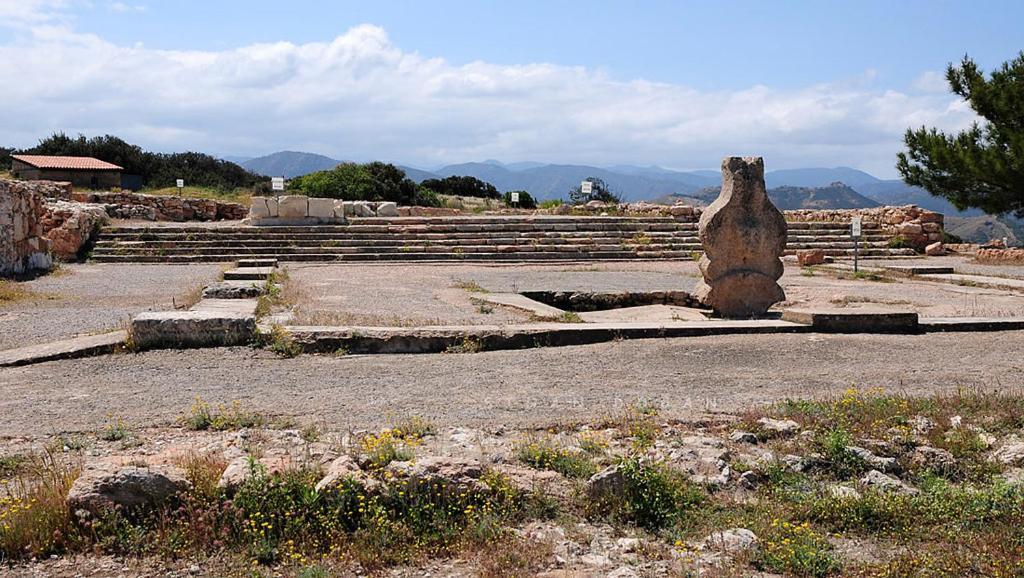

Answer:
[569,177,621,204]
[897,52,1024,217]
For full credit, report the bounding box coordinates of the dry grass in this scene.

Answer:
[0,451,80,558]
[290,308,446,328]
[827,295,913,307]
[173,283,204,310]
[0,280,54,307]
[141,186,252,205]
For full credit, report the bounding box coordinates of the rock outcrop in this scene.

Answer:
[67,464,190,516]
[40,201,109,260]
[694,157,787,317]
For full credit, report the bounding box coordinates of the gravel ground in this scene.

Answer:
[1,331,1021,437]
[0,263,223,350]
[863,255,1024,279]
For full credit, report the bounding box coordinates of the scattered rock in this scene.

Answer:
[493,464,570,499]
[587,465,625,500]
[781,454,809,472]
[757,417,800,436]
[315,455,378,492]
[848,446,898,472]
[797,249,827,266]
[909,415,936,436]
[729,431,758,444]
[68,464,190,516]
[909,446,956,474]
[739,470,762,490]
[703,528,758,553]
[385,456,486,491]
[925,241,946,256]
[992,437,1024,466]
[860,469,918,494]
[828,484,862,500]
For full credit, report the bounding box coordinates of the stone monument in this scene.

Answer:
[694,157,786,317]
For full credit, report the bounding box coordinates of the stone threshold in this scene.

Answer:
[0,330,127,367]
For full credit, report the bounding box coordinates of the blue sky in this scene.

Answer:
[1,1,1021,176]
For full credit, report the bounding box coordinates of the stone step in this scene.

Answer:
[237,258,279,268]
[222,267,275,281]
[90,247,913,264]
[90,239,897,257]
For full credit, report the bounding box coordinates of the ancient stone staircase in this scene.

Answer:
[89,216,913,263]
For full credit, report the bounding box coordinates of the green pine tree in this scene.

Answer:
[897,52,1024,217]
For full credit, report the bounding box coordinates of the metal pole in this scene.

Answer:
[854,234,859,273]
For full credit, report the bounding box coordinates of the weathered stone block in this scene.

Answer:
[308,197,336,219]
[277,195,308,219]
[377,201,399,217]
[694,157,786,317]
[131,304,256,350]
[249,197,272,218]
[353,202,375,217]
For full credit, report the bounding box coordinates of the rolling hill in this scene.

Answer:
[688,182,880,211]
[242,151,341,178]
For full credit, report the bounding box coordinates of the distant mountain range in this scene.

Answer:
[241,151,341,178]
[235,151,1021,243]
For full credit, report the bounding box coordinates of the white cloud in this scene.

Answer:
[913,70,951,94]
[108,2,146,13]
[0,8,977,177]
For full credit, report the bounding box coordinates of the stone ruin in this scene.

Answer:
[695,157,787,317]
[1,180,53,275]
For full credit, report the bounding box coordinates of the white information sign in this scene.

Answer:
[581,181,593,195]
[510,192,520,204]
[851,217,862,238]
[271,177,285,191]
[175,179,184,188]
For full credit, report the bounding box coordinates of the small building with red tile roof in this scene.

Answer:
[11,155,123,190]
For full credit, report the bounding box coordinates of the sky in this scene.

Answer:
[1,0,1021,177]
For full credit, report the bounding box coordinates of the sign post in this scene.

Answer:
[271,177,285,197]
[175,179,184,196]
[580,180,593,196]
[510,191,520,208]
[851,217,862,273]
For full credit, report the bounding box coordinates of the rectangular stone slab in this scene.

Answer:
[132,299,257,350]
[471,293,565,319]
[237,258,278,268]
[883,265,955,276]
[223,267,275,281]
[0,331,127,367]
[781,308,919,333]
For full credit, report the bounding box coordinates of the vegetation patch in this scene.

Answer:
[515,436,597,479]
[182,396,267,431]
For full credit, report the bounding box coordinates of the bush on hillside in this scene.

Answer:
[503,190,536,209]
[420,175,500,199]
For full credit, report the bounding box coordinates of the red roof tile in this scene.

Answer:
[12,155,123,171]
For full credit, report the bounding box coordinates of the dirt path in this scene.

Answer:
[2,331,1021,437]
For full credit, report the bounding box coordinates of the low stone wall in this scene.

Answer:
[248,196,399,224]
[41,201,109,260]
[783,205,944,249]
[544,201,702,221]
[71,191,247,221]
[0,180,53,275]
[975,248,1024,264]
